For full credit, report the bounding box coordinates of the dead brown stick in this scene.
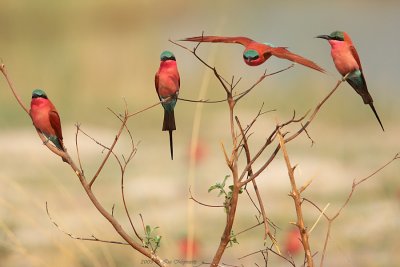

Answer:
[278,130,314,267]
[235,116,279,252]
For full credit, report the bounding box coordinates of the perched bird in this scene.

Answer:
[30,89,65,152]
[155,51,180,160]
[317,31,384,131]
[181,35,325,73]
[283,228,302,256]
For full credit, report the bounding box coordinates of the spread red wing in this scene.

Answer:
[269,47,325,73]
[181,36,253,46]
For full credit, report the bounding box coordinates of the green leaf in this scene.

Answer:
[208,184,219,192]
[145,225,151,236]
[155,235,162,245]
[221,175,230,187]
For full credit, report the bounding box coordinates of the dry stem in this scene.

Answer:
[278,130,313,267]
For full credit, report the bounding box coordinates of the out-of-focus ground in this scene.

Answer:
[0,1,399,266]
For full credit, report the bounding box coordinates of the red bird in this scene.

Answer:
[181,35,325,73]
[284,228,302,256]
[317,31,384,131]
[30,89,65,152]
[155,51,180,160]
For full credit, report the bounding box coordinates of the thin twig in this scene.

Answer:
[189,187,224,208]
[235,64,294,102]
[127,99,163,118]
[235,116,279,252]
[285,76,347,143]
[309,203,330,234]
[240,78,345,186]
[0,64,29,114]
[75,123,84,174]
[88,108,128,188]
[238,247,295,267]
[170,39,231,95]
[178,96,227,104]
[46,202,129,245]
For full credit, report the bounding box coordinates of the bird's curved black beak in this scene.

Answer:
[316,35,331,40]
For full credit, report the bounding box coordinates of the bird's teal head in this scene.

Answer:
[160,51,176,61]
[32,89,48,99]
[243,50,260,61]
[316,31,345,41]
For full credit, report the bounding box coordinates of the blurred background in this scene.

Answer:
[0,0,399,266]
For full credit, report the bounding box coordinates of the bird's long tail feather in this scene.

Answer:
[168,130,174,160]
[163,110,176,160]
[368,103,384,131]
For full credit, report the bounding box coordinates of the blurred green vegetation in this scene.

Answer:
[0,1,399,267]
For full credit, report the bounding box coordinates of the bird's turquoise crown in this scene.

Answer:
[32,89,48,99]
[160,50,176,61]
[243,50,260,60]
[328,31,345,41]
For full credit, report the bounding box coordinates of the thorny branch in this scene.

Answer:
[278,130,314,267]
[239,76,347,186]
[315,152,400,267]
[172,35,295,267]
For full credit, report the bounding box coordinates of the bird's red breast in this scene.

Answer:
[30,98,62,140]
[155,60,180,98]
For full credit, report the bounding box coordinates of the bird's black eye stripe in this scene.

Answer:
[161,56,176,61]
[331,36,343,41]
[32,94,47,99]
[243,54,259,60]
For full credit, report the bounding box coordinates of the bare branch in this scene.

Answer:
[89,108,128,188]
[235,64,295,102]
[285,78,345,143]
[0,64,29,114]
[169,39,231,95]
[189,187,224,208]
[235,116,278,249]
[75,124,84,174]
[178,96,227,104]
[46,202,129,245]
[127,99,163,118]
[239,247,296,267]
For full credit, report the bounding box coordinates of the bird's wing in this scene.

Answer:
[181,36,253,47]
[349,45,363,71]
[155,72,162,100]
[49,109,63,141]
[269,47,325,73]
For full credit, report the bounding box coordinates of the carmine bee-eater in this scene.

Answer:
[155,51,180,160]
[181,35,325,73]
[317,31,384,131]
[30,89,65,151]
